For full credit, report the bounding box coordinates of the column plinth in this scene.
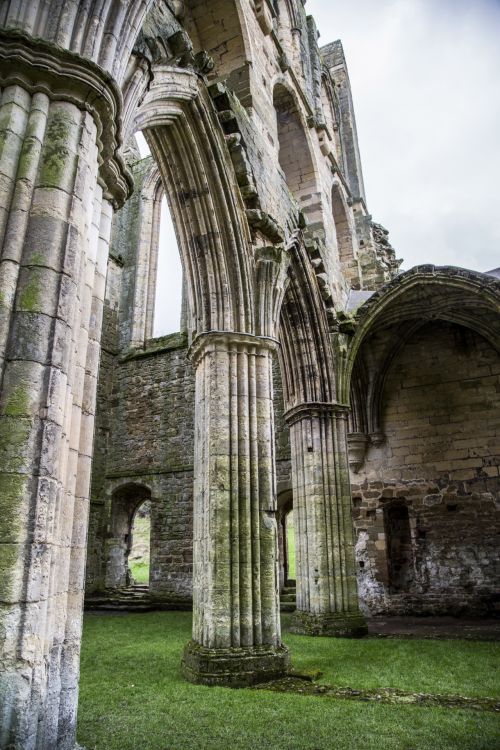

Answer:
[182,641,290,687]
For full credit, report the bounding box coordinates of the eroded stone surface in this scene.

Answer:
[0,3,498,749]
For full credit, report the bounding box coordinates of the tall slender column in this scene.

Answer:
[285,402,367,636]
[0,31,130,749]
[182,332,289,685]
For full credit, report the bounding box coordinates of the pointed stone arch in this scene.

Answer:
[342,266,500,406]
[272,82,322,228]
[106,482,152,589]
[277,234,367,637]
[135,65,255,335]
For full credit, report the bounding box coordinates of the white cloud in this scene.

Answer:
[308,0,500,272]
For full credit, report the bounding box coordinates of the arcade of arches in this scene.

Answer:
[0,2,498,748]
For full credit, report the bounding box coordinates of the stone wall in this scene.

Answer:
[86,333,195,604]
[351,321,500,616]
[88,316,500,617]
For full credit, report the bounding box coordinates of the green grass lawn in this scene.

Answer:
[77,612,500,750]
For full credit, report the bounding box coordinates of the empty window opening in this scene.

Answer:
[384,502,414,592]
[152,196,183,338]
[135,131,151,157]
[332,184,356,269]
[128,500,151,588]
[274,84,316,213]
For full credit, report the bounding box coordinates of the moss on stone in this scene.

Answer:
[18,273,41,311]
[0,474,26,540]
[3,385,29,417]
[0,416,32,472]
[0,543,19,599]
[17,137,38,176]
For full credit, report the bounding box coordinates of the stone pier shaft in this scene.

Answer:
[0,30,130,750]
[285,402,367,637]
[182,332,289,685]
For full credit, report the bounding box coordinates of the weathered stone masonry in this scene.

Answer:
[0,2,499,749]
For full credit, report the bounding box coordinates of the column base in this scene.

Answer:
[291,610,368,637]
[181,640,290,687]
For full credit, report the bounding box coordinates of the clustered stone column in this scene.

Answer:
[0,31,128,749]
[182,332,290,685]
[285,402,367,636]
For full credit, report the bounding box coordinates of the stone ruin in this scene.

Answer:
[0,1,498,748]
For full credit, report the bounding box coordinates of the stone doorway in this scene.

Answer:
[106,484,152,590]
[128,500,151,588]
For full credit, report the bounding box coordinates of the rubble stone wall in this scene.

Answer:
[351,320,500,615]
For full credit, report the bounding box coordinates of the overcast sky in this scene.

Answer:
[142,0,500,334]
[308,0,500,273]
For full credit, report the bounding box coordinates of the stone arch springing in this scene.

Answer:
[279,235,335,408]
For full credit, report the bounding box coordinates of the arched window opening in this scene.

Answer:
[273,84,318,220]
[128,500,151,587]
[152,195,183,338]
[384,502,414,592]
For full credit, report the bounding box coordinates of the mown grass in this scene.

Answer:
[281,613,500,698]
[77,612,500,750]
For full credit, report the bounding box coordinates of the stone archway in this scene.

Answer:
[278,232,367,637]
[0,3,290,745]
[105,483,152,590]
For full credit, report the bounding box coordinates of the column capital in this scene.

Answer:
[188,330,279,367]
[0,28,132,208]
[283,400,350,426]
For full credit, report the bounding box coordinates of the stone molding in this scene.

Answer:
[0,29,133,208]
[0,28,132,208]
[134,64,200,131]
[188,330,279,368]
[284,400,350,426]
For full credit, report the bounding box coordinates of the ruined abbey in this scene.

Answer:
[0,1,499,748]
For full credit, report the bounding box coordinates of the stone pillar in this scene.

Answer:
[182,332,289,685]
[0,31,129,749]
[285,402,367,636]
